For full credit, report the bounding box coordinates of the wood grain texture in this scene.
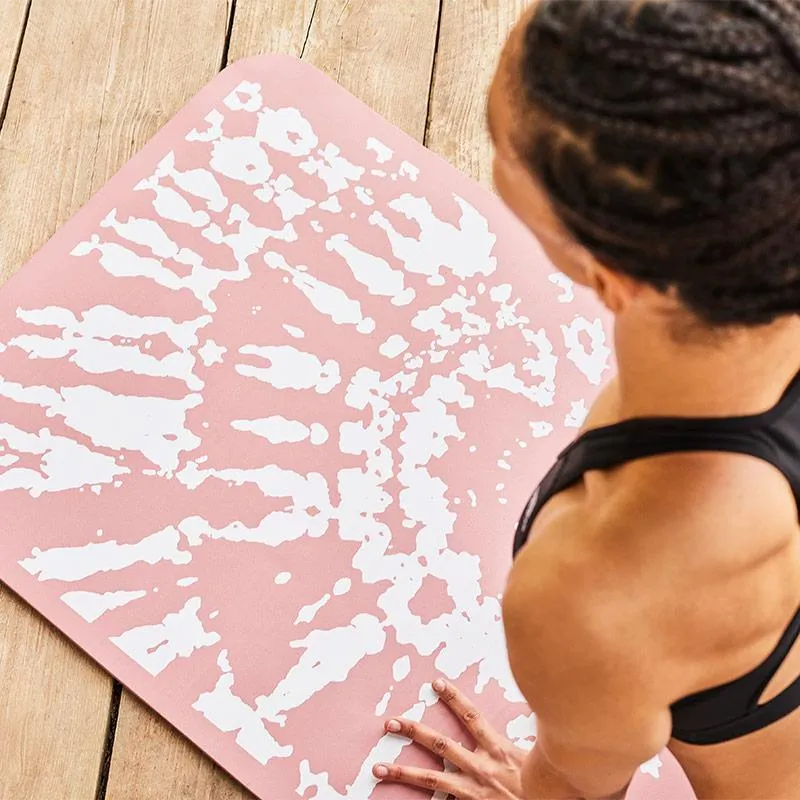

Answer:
[302,0,441,141]
[0,585,112,800]
[0,0,28,116]
[0,0,116,282]
[426,0,527,184]
[107,693,256,800]
[89,1,232,199]
[0,0,232,282]
[227,0,317,63]
[0,1,231,798]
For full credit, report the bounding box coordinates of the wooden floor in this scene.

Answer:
[0,0,525,797]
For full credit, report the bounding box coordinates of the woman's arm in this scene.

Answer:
[517,744,624,800]
[503,528,674,799]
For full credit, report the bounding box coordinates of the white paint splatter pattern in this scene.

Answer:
[0,65,671,800]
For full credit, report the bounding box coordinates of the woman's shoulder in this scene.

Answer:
[610,446,796,563]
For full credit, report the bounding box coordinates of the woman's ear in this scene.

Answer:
[585,262,638,315]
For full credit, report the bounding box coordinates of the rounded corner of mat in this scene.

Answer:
[221,52,321,83]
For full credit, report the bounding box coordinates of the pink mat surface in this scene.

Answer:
[0,56,695,799]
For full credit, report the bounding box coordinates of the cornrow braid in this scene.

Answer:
[518,0,800,326]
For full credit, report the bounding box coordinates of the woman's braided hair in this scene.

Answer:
[519,0,800,326]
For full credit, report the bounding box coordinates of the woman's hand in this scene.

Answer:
[372,679,527,799]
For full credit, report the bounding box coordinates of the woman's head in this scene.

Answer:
[490,0,800,328]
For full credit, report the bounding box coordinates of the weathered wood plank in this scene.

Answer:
[0,586,112,800]
[0,1,112,281]
[0,1,230,798]
[302,0,441,141]
[0,0,29,122]
[227,0,317,63]
[107,692,256,800]
[426,0,527,184]
[89,1,233,201]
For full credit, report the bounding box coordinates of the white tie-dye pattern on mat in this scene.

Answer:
[0,56,695,799]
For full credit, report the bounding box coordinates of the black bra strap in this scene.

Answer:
[514,426,791,558]
[571,426,785,477]
[674,674,800,745]
[749,605,800,708]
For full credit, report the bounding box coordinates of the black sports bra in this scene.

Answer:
[513,370,800,745]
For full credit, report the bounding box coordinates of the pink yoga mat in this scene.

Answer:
[0,56,694,799]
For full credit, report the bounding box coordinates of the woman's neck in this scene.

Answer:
[613,307,800,420]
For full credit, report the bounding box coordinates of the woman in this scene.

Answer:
[371,1,800,798]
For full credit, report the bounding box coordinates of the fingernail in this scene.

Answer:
[433,679,446,693]
[373,764,389,778]
[386,719,402,733]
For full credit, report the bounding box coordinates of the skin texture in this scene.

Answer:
[374,4,800,799]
